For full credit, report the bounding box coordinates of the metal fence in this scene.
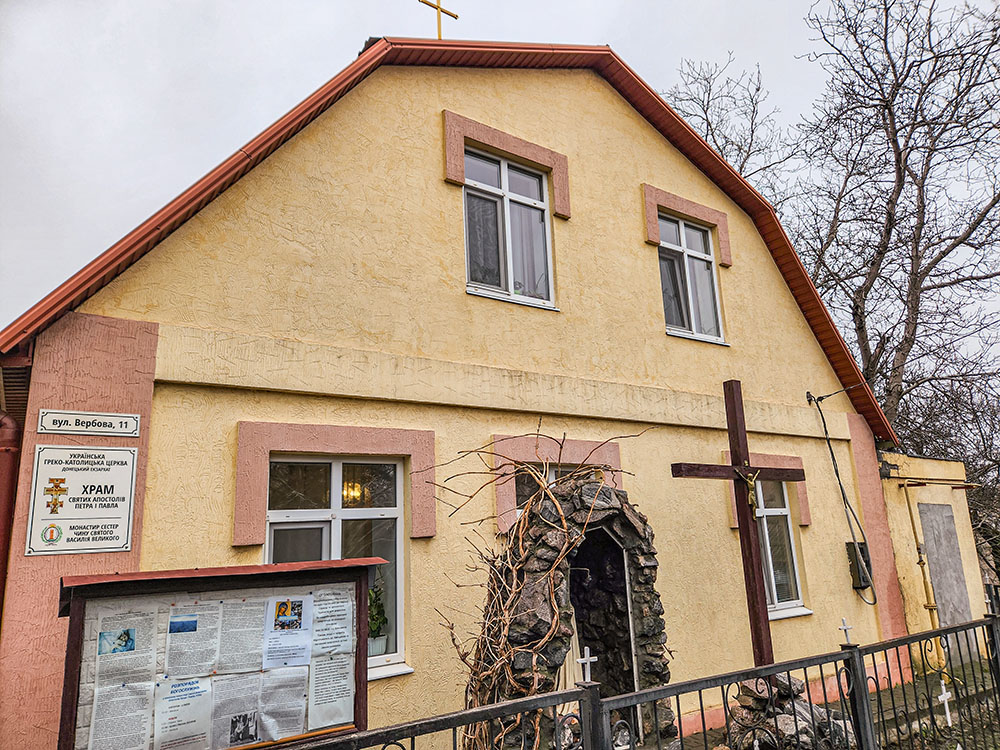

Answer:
[288,617,1000,750]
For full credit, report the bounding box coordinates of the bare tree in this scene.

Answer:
[795,0,1000,427]
[665,0,1000,573]
[665,55,798,210]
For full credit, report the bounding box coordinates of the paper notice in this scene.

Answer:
[89,607,157,749]
[311,586,354,657]
[89,682,156,750]
[217,598,266,673]
[94,607,157,688]
[262,595,314,669]
[307,653,355,731]
[258,666,308,742]
[210,672,261,749]
[153,676,211,750]
[166,602,222,678]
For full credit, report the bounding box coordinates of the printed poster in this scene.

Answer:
[261,595,314,669]
[153,677,211,750]
[210,672,261,749]
[258,666,308,741]
[217,598,266,673]
[166,602,222,678]
[89,606,157,750]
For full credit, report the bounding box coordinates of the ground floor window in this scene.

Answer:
[266,457,404,666]
[755,480,802,609]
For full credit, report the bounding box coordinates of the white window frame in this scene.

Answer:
[755,481,804,612]
[463,147,556,309]
[657,214,725,343]
[265,455,406,672]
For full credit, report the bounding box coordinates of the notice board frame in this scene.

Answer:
[57,557,384,750]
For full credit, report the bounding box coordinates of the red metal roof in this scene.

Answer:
[0,37,897,443]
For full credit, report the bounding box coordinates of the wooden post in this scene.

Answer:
[724,380,774,666]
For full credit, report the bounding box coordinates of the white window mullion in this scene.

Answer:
[501,161,516,295]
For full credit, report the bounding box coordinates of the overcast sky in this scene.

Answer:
[0,0,827,330]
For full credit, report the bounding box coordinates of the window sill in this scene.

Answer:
[368,662,414,681]
[466,286,559,311]
[666,328,729,346]
[768,605,813,621]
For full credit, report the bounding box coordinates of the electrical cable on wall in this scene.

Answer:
[806,385,879,606]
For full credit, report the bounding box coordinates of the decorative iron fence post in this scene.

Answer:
[840,644,878,750]
[987,612,1000,690]
[578,681,606,750]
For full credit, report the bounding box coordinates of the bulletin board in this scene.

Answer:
[57,558,382,750]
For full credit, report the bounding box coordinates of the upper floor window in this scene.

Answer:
[657,215,723,340]
[464,150,554,305]
[267,457,404,669]
[755,480,802,610]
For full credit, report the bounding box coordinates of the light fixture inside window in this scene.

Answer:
[343,481,363,505]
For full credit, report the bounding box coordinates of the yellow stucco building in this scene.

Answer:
[0,38,984,748]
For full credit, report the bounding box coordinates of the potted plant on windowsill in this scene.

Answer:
[368,585,388,656]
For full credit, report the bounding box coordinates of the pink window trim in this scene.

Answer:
[492,434,622,533]
[234,422,436,545]
[643,183,732,267]
[443,110,571,219]
[723,451,810,528]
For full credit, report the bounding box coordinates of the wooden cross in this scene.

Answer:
[417,0,458,40]
[671,380,806,666]
[44,478,67,514]
[577,646,597,683]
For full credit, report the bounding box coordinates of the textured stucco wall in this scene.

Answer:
[141,383,886,728]
[0,312,157,748]
[881,453,985,636]
[78,66,853,418]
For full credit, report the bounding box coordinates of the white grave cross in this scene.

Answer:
[938,679,954,727]
[577,646,598,683]
[839,618,853,644]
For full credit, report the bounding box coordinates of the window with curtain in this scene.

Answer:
[266,457,404,669]
[464,150,553,305]
[657,214,723,340]
[755,480,803,609]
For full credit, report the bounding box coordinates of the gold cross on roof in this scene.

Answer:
[418,0,458,40]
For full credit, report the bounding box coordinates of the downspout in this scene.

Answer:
[0,412,21,623]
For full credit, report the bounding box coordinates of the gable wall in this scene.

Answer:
[78,66,850,415]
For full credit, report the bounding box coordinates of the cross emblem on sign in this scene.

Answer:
[671,380,806,666]
[577,646,598,684]
[44,478,68,514]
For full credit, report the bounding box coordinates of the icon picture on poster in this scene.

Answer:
[98,628,136,655]
[168,615,198,634]
[229,711,257,744]
[273,599,304,630]
[41,524,62,544]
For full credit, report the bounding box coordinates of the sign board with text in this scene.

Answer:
[38,410,141,438]
[57,559,377,750]
[25,445,137,555]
